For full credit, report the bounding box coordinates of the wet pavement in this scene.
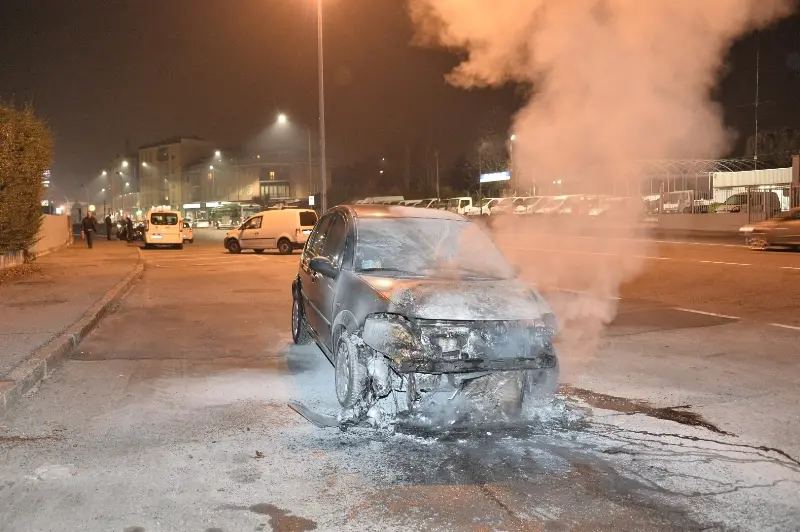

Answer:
[1,232,799,531]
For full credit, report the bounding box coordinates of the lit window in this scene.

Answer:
[269,171,275,180]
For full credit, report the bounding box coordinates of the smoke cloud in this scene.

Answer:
[408,1,795,367]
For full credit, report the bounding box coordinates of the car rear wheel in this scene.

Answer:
[227,239,241,254]
[277,238,293,255]
[291,295,312,345]
[254,249,265,254]
[335,333,368,408]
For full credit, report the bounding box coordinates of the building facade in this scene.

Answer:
[138,137,215,211]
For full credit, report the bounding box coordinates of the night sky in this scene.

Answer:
[1,0,799,198]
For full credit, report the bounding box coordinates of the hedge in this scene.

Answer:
[0,103,53,255]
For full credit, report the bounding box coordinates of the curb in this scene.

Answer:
[0,247,146,413]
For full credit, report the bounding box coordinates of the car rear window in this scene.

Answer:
[300,211,318,227]
[151,213,178,225]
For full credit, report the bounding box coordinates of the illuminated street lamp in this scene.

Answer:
[122,160,129,168]
[214,150,221,159]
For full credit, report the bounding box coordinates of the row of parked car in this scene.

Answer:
[356,194,643,217]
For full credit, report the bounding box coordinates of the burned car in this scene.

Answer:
[740,207,800,250]
[291,205,559,421]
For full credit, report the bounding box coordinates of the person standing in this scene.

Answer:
[125,216,134,243]
[81,212,98,249]
[104,214,112,241]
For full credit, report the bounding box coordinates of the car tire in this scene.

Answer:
[188,239,193,244]
[254,249,265,254]
[291,295,312,345]
[277,238,293,255]
[176,243,184,250]
[334,333,368,409]
[227,239,241,254]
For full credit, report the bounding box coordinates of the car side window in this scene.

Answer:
[305,214,333,258]
[242,217,262,230]
[321,214,347,266]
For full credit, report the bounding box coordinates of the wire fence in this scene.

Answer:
[642,184,798,221]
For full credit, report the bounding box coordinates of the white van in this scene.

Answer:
[143,209,183,249]
[446,197,474,215]
[224,209,318,255]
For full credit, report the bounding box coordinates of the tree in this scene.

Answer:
[0,103,54,254]
[446,153,474,194]
[745,128,800,168]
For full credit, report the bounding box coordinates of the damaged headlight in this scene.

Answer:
[362,313,420,357]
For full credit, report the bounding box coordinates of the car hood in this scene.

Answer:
[358,274,546,321]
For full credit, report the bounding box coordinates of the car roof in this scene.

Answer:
[340,204,466,221]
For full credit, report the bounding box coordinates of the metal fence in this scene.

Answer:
[644,185,796,220]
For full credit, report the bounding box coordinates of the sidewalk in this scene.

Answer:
[0,239,143,409]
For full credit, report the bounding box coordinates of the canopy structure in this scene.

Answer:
[638,158,768,192]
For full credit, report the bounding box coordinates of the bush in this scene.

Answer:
[0,103,53,254]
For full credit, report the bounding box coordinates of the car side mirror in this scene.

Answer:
[309,257,338,279]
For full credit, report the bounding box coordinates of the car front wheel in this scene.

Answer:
[335,333,368,408]
[227,239,241,254]
[291,295,312,345]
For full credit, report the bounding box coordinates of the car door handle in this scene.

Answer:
[254,232,259,235]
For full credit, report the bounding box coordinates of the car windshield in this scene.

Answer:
[150,213,178,225]
[725,195,747,205]
[354,217,515,280]
[496,198,513,207]
[523,197,540,206]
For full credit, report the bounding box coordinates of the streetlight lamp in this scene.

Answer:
[276,113,313,197]
[317,0,328,212]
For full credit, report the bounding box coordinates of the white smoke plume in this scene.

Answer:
[408,0,795,367]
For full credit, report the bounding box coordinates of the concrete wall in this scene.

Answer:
[655,213,749,233]
[32,214,73,255]
[1,215,74,270]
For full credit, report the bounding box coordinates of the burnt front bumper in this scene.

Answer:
[391,353,557,375]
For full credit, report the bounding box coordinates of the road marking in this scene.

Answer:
[781,266,800,271]
[698,260,751,266]
[769,323,800,332]
[541,287,622,301]
[674,308,741,320]
[508,246,753,267]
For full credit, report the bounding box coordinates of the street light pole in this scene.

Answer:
[317,0,328,213]
[435,150,440,199]
[307,126,313,197]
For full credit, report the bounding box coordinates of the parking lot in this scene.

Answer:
[1,228,799,531]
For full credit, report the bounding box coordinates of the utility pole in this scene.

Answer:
[478,149,483,215]
[754,30,760,170]
[435,150,440,199]
[317,0,328,212]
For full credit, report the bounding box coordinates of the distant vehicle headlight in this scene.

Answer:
[362,314,420,357]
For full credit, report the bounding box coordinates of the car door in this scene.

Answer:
[312,213,348,351]
[299,213,334,337]
[781,210,800,245]
[238,216,266,250]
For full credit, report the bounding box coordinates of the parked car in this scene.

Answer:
[446,197,474,215]
[739,207,800,249]
[513,196,543,215]
[291,204,559,419]
[143,209,183,250]
[717,191,782,218]
[492,197,524,215]
[224,208,318,254]
[464,197,500,216]
[182,221,194,244]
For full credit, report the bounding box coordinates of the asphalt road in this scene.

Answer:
[1,228,798,531]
